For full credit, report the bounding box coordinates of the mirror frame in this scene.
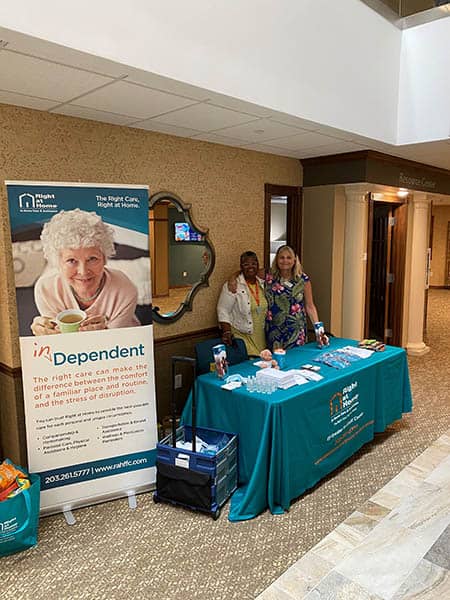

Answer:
[149,191,215,324]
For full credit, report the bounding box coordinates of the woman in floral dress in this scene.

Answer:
[265,245,327,350]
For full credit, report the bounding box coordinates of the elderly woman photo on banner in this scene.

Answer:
[10,205,152,337]
[31,208,141,335]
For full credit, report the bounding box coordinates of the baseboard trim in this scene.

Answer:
[154,327,220,347]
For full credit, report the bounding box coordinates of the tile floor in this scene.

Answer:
[258,429,450,600]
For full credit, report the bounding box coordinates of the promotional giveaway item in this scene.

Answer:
[154,356,238,520]
[213,343,228,378]
[221,374,246,391]
[254,348,279,369]
[6,181,158,516]
[0,461,40,557]
[314,321,329,348]
[358,339,386,352]
[273,348,286,369]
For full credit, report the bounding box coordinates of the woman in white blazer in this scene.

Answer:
[217,251,267,355]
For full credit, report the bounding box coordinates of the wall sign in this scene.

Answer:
[302,150,450,195]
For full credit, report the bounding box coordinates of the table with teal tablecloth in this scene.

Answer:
[182,337,412,521]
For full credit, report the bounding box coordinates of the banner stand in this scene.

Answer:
[6,180,158,516]
[127,492,137,510]
[63,510,76,526]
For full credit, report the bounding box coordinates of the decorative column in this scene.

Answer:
[342,185,370,340]
[406,193,431,356]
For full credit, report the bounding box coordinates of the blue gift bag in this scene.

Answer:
[0,473,40,557]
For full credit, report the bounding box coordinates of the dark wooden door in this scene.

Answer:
[366,202,391,341]
[365,199,407,346]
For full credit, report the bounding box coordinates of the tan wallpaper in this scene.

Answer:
[431,205,450,286]
[0,104,301,368]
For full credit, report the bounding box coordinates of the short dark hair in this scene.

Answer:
[240,251,258,264]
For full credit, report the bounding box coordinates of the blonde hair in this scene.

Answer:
[271,245,303,279]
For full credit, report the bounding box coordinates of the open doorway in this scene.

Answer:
[365,196,407,346]
[268,195,287,265]
[264,184,302,269]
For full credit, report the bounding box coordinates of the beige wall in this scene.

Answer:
[331,187,346,336]
[0,103,301,369]
[431,205,450,286]
[302,186,336,331]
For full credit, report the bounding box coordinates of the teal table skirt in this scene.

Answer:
[182,337,412,521]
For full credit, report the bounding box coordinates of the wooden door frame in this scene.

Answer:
[389,202,407,347]
[364,194,375,338]
[264,184,302,269]
[149,203,169,297]
[446,220,450,287]
[383,206,394,342]
[423,209,434,332]
[364,193,407,346]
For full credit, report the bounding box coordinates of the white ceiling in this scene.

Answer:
[1,27,450,171]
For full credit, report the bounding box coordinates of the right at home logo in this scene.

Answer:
[326,381,362,444]
[329,381,359,418]
[18,191,58,214]
[19,193,36,209]
[0,516,18,535]
[329,391,343,416]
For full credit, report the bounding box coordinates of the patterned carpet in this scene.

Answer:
[2,290,449,600]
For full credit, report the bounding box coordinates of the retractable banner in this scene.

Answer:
[6,181,157,515]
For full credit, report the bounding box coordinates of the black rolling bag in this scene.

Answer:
[153,356,238,520]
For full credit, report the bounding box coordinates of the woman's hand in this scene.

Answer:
[221,330,233,346]
[31,316,59,336]
[314,322,329,348]
[317,331,329,347]
[79,314,108,331]
[227,270,240,293]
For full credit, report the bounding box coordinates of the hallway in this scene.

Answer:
[259,289,450,599]
[1,291,449,600]
[259,432,450,599]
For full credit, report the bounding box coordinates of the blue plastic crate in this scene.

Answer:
[155,425,238,518]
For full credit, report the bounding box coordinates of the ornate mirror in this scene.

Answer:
[149,191,215,323]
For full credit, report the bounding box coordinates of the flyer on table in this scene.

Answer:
[6,181,157,514]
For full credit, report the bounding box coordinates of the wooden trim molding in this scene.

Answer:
[301,150,450,195]
[302,150,450,175]
[0,363,22,378]
[301,150,371,167]
[154,327,220,347]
